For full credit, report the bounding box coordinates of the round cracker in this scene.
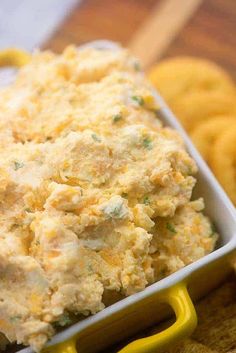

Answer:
[148,56,236,103]
[191,116,236,162]
[211,127,236,205]
[171,91,236,132]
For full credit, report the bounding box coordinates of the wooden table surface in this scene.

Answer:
[45,0,236,78]
[44,1,236,352]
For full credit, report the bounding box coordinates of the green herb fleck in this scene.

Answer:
[25,208,32,213]
[54,313,73,327]
[166,222,177,234]
[10,316,21,323]
[187,166,193,175]
[121,192,128,198]
[143,137,152,150]
[112,113,122,123]
[152,109,160,117]
[87,263,93,272]
[143,196,150,205]
[131,95,144,106]
[111,205,123,218]
[133,62,141,71]
[91,133,101,142]
[210,223,217,236]
[103,201,126,219]
[160,269,167,278]
[35,240,40,246]
[13,161,24,171]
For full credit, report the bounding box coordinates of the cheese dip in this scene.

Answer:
[0,46,217,351]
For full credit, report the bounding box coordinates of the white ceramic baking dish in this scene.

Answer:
[0,41,236,353]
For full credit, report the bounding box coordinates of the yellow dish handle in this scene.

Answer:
[43,282,197,353]
[0,48,31,68]
[118,282,197,353]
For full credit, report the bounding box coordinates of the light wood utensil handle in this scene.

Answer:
[128,0,203,69]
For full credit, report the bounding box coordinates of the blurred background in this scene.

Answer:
[0,0,235,75]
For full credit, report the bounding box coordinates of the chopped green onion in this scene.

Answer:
[25,208,32,213]
[133,62,141,71]
[112,113,122,123]
[210,223,217,236]
[13,161,24,171]
[102,200,126,219]
[143,137,152,150]
[54,313,73,327]
[91,133,101,142]
[10,316,21,323]
[143,196,150,205]
[109,204,123,218]
[131,95,144,106]
[166,222,177,234]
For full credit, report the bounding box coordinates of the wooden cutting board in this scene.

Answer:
[44,1,236,352]
[45,0,236,78]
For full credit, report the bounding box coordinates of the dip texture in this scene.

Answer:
[0,46,217,351]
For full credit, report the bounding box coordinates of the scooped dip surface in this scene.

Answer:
[0,46,217,351]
